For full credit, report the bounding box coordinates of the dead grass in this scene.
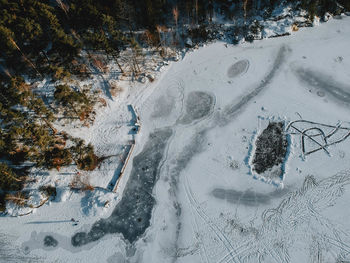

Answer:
[292,24,299,31]
[109,81,124,97]
[5,192,29,207]
[69,172,95,191]
[98,97,107,107]
[91,55,109,73]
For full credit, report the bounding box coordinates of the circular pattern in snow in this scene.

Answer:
[180,91,215,125]
[227,59,250,78]
[142,77,184,128]
[43,236,58,247]
[151,94,176,118]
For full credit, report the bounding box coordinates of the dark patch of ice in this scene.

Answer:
[227,59,249,78]
[251,122,288,175]
[293,67,350,105]
[211,188,288,206]
[71,128,173,246]
[180,91,215,124]
[43,236,58,247]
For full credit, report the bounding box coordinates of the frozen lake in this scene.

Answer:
[2,16,350,263]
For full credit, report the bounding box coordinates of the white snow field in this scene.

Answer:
[2,16,350,263]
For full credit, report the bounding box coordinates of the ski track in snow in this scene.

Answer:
[183,174,242,263]
[198,172,350,263]
[0,233,41,263]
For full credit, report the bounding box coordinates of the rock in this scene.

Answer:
[185,37,193,48]
[292,24,299,32]
[138,76,146,83]
[323,12,332,22]
[146,74,155,82]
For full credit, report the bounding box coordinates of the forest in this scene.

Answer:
[0,0,349,211]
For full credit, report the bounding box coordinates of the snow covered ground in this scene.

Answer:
[2,16,350,263]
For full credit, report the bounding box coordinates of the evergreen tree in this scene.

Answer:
[0,163,23,192]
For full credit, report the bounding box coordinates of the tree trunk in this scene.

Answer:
[113,55,124,74]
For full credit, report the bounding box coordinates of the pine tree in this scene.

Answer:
[0,163,23,191]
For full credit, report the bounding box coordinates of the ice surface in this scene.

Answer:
[0,233,41,263]
[151,94,176,118]
[71,128,173,246]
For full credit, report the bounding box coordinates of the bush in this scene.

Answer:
[39,185,57,200]
[5,191,29,207]
[43,147,72,171]
[76,150,99,171]
[70,140,99,171]
[69,173,94,191]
